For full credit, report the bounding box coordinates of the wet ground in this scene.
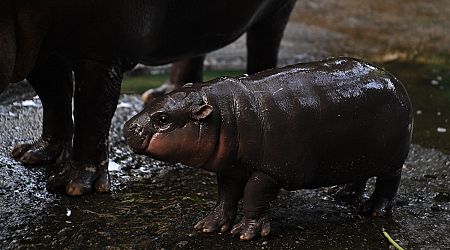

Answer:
[1,0,450,248]
[1,76,449,249]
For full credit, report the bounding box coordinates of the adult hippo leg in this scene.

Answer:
[47,60,123,195]
[141,55,205,105]
[194,173,247,233]
[231,172,280,240]
[360,168,402,217]
[246,0,296,74]
[11,56,73,165]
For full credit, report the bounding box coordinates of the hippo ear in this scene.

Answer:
[192,104,213,120]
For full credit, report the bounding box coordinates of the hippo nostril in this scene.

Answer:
[127,122,148,137]
[128,123,136,129]
[137,127,145,136]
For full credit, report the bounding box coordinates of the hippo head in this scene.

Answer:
[123,88,219,167]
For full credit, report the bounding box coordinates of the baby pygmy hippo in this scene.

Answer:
[123,57,413,240]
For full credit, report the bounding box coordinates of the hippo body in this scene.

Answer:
[0,0,296,195]
[124,57,413,240]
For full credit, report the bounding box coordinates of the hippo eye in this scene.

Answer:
[157,114,170,127]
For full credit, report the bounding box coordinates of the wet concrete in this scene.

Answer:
[1,80,449,249]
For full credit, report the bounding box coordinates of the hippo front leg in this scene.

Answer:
[195,173,247,233]
[231,172,280,240]
[12,56,73,165]
[47,61,123,195]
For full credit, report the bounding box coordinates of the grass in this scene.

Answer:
[121,70,245,94]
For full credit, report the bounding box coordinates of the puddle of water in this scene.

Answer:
[383,61,450,153]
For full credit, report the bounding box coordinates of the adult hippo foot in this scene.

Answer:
[194,203,238,233]
[46,161,110,196]
[231,215,271,240]
[11,137,71,165]
[359,197,393,217]
[141,82,178,106]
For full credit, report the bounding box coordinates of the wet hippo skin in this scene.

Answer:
[0,0,296,195]
[123,57,413,240]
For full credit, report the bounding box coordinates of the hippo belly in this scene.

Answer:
[278,95,412,190]
[59,0,283,65]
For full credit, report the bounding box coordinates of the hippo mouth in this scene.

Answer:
[127,134,152,155]
[123,120,154,155]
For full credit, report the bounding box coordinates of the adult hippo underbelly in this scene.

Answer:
[140,1,272,64]
[1,0,296,196]
[61,0,291,65]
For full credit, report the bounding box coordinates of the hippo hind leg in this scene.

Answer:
[360,167,402,217]
[12,56,73,165]
[246,0,296,74]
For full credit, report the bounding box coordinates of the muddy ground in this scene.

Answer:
[1,0,450,249]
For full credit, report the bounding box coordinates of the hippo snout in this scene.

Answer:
[123,113,154,154]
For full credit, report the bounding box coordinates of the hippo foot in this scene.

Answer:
[194,203,237,233]
[11,137,71,165]
[230,215,271,240]
[46,161,110,196]
[359,197,393,217]
[141,81,178,106]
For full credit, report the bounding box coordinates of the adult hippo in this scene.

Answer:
[0,0,296,195]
